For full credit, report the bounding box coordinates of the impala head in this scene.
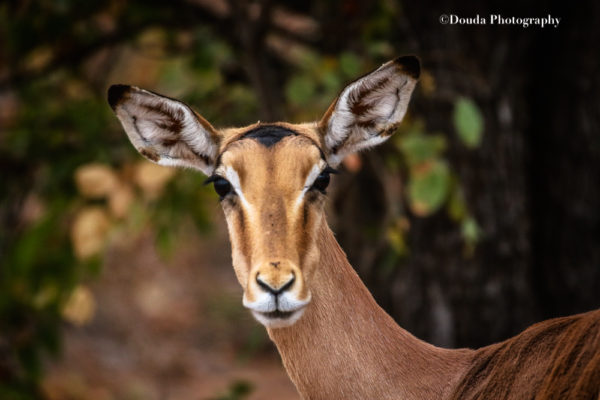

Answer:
[108,56,420,328]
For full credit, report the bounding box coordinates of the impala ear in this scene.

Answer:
[108,85,220,176]
[319,56,420,167]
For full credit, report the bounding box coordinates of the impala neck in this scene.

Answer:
[268,222,473,400]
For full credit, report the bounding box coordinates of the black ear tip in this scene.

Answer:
[107,84,131,110]
[394,55,421,79]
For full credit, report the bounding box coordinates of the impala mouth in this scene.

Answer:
[259,309,294,319]
[243,289,311,328]
[250,306,307,328]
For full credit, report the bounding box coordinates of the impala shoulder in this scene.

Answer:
[450,309,600,399]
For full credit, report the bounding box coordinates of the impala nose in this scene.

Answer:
[256,273,295,295]
[244,260,310,328]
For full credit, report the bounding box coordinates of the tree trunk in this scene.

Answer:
[333,0,600,349]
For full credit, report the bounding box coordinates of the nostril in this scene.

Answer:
[256,274,295,295]
[280,273,295,293]
[255,275,272,293]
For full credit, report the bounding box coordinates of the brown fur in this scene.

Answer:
[216,133,324,304]
[269,222,473,399]
[451,310,600,400]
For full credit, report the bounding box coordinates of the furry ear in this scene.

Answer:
[319,56,420,167]
[108,85,220,175]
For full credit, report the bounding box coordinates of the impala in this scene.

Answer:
[108,56,600,399]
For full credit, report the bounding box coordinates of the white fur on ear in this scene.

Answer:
[108,85,219,176]
[321,56,420,167]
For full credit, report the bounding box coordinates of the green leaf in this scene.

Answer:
[447,185,467,221]
[453,97,484,148]
[398,132,447,167]
[285,75,317,106]
[407,160,451,216]
[339,52,361,78]
[461,216,482,245]
[322,70,342,93]
[386,226,408,256]
[210,380,254,400]
[156,225,176,259]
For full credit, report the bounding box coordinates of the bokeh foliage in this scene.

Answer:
[1,1,486,398]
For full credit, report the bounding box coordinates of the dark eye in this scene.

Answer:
[204,175,233,199]
[310,167,338,194]
[312,173,330,193]
[213,178,232,198]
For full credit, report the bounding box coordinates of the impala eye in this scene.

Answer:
[312,173,330,193]
[310,167,338,194]
[213,178,232,198]
[204,175,233,199]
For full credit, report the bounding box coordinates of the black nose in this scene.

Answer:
[256,274,295,295]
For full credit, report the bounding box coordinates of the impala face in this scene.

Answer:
[108,56,420,328]
[210,127,331,327]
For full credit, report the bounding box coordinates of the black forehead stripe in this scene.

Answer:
[212,125,327,172]
[241,125,297,147]
[239,124,327,160]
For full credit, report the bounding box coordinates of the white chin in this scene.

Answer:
[251,308,306,328]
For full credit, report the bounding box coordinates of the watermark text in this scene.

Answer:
[439,14,561,28]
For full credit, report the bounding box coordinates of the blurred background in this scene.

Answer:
[1,0,599,399]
